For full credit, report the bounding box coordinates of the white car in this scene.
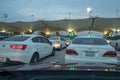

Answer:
[0,35,55,63]
[65,36,118,63]
[49,36,66,50]
[107,35,120,51]
[63,37,71,46]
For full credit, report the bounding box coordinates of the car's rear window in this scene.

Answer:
[72,38,108,45]
[2,35,30,41]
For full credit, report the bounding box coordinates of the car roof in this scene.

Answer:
[75,36,103,39]
[49,36,60,38]
[15,34,44,37]
[50,36,60,37]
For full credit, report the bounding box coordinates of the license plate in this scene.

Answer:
[85,52,95,57]
[0,57,7,62]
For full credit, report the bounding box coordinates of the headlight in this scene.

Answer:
[66,41,70,45]
[53,41,61,48]
[106,40,110,44]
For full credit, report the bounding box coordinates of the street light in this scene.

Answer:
[87,7,95,33]
[115,9,119,34]
[4,13,8,22]
[87,7,92,18]
[68,12,71,19]
[67,28,73,32]
[32,14,34,21]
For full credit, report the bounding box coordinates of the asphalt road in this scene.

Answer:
[39,48,66,63]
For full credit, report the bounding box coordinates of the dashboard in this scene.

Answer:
[0,70,120,80]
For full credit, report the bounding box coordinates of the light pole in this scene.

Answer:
[116,9,119,17]
[87,7,95,33]
[68,12,71,19]
[2,13,8,33]
[68,12,71,27]
[87,7,92,18]
[29,14,34,33]
[68,12,73,33]
[32,14,34,21]
[4,13,8,22]
[115,9,119,34]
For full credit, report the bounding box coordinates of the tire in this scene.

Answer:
[30,53,39,63]
[50,48,55,56]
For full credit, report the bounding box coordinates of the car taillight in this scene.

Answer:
[10,44,27,50]
[103,51,117,57]
[66,49,78,55]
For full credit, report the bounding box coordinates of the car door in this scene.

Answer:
[40,37,53,56]
[32,37,46,58]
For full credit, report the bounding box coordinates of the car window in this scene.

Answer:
[41,37,50,43]
[32,37,49,43]
[114,36,120,40]
[61,37,65,41]
[2,35,30,41]
[72,38,108,45]
[106,36,115,40]
[32,37,42,43]
[107,36,120,40]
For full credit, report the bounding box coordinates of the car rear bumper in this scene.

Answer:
[0,52,32,63]
[65,55,118,64]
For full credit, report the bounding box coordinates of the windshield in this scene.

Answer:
[0,0,120,76]
[72,38,108,45]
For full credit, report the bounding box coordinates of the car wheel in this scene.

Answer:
[50,48,55,56]
[30,53,39,63]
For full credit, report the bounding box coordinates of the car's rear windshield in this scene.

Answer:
[72,38,108,45]
[2,35,30,41]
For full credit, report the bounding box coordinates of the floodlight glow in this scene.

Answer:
[87,7,92,13]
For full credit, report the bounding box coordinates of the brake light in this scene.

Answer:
[66,49,78,55]
[103,51,117,57]
[10,44,27,50]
